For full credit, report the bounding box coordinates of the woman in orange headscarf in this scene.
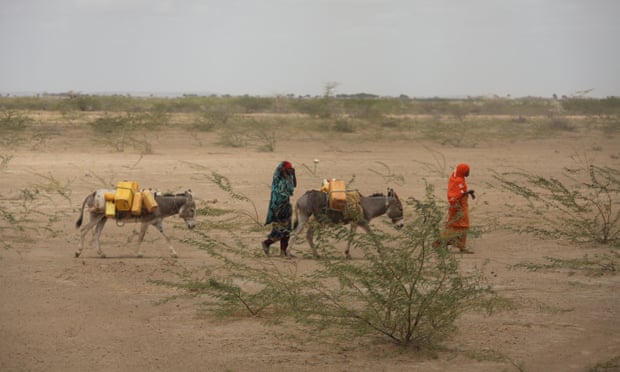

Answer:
[433,163,476,253]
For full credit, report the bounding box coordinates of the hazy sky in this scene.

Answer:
[1,0,618,98]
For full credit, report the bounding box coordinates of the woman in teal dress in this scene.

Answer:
[262,161,296,257]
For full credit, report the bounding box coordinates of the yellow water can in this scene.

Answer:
[142,190,158,212]
[115,181,138,212]
[328,180,347,211]
[131,191,143,215]
[105,200,116,217]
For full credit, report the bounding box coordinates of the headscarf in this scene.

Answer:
[447,163,470,205]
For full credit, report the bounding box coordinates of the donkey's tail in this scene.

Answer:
[75,191,95,228]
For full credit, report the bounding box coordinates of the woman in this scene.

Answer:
[263,161,296,257]
[433,163,476,253]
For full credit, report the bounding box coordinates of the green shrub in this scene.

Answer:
[332,119,354,133]
[155,181,495,349]
[510,252,618,276]
[492,157,620,246]
[217,130,246,148]
[0,110,33,147]
[0,110,31,131]
[90,114,131,135]
[294,223,493,347]
[547,116,575,131]
[89,113,158,152]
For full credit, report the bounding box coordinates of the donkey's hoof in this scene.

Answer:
[170,253,178,259]
[137,253,144,258]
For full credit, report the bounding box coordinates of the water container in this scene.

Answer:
[328,180,346,211]
[131,191,143,215]
[105,200,116,217]
[115,181,138,211]
[142,190,158,212]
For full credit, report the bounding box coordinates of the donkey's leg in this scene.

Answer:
[287,213,308,256]
[306,224,320,258]
[148,219,178,258]
[345,225,359,260]
[135,222,150,258]
[359,223,381,254]
[93,218,108,258]
[76,215,104,257]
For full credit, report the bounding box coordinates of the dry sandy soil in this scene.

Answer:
[1,114,619,371]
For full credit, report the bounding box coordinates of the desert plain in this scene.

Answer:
[1,108,619,372]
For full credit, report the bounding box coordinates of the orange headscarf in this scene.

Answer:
[446,163,470,228]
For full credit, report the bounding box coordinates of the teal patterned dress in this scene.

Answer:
[265,162,296,239]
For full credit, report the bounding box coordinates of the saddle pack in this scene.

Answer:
[95,181,158,217]
[320,179,362,220]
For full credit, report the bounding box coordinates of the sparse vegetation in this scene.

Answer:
[492,155,620,247]
[0,154,13,170]
[88,112,162,153]
[589,353,620,372]
[0,181,67,249]
[0,110,32,147]
[154,177,497,350]
[510,252,618,276]
[0,92,618,369]
[0,110,30,131]
[1,94,617,152]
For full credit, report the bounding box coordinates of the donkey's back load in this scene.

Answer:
[94,181,158,218]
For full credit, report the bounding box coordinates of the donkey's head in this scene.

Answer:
[387,188,404,229]
[179,190,197,229]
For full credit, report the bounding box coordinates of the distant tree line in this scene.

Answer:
[0,93,618,117]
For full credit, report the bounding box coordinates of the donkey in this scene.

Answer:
[75,190,196,258]
[289,188,404,259]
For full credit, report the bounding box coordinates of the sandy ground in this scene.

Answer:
[1,116,619,372]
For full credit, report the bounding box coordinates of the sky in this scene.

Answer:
[1,0,619,98]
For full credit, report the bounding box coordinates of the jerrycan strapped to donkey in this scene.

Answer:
[100,181,158,218]
[321,178,347,211]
